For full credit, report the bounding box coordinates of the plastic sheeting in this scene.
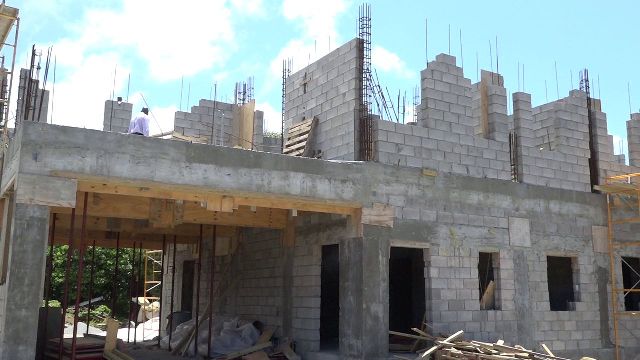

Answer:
[160,317,260,357]
[117,317,159,343]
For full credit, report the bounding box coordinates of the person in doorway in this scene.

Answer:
[128,107,150,136]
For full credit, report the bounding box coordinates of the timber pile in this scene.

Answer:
[391,329,592,360]
[283,117,317,157]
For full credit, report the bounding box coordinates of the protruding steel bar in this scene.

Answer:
[111,232,121,315]
[127,242,136,343]
[158,235,166,346]
[70,192,89,360]
[40,213,56,360]
[195,225,203,352]
[168,235,177,351]
[58,207,76,360]
[85,237,97,333]
[134,243,143,344]
[207,225,217,357]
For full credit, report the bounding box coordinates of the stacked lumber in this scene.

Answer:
[390,329,589,360]
[433,339,572,360]
[283,117,317,157]
[44,337,105,360]
[171,131,209,144]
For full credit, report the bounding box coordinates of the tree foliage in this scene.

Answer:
[48,245,143,319]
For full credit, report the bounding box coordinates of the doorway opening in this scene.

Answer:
[181,260,195,313]
[389,247,426,333]
[320,244,339,350]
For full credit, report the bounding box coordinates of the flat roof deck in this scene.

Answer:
[1,122,370,249]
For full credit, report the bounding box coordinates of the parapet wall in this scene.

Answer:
[374,53,639,192]
[284,38,361,160]
[173,99,264,150]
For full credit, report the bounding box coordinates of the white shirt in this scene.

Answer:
[128,112,150,136]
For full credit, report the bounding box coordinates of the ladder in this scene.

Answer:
[142,249,163,339]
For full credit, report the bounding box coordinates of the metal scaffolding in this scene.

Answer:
[596,173,640,360]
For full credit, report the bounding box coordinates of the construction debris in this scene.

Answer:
[390,329,596,360]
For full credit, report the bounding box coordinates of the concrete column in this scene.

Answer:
[0,202,50,360]
[281,216,295,338]
[339,227,389,360]
[626,113,640,167]
[512,92,534,182]
[512,249,534,350]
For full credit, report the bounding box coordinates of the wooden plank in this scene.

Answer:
[419,330,464,359]
[57,173,360,216]
[221,196,235,213]
[389,330,431,341]
[51,193,288,229]
[104,318,119,352]
[479,281,496,310]
[242,351,270,360]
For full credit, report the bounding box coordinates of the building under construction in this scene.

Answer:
[1,3,640,360]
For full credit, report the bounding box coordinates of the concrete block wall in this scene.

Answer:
[374,119,511,179]
[16,68,50,124]
[290,215,348,354]
[172,100,265,150]
[373,51,638,192]
[365,165,620,353]
[103,100,133,133]
[284,38,361,160]
[174,100,235,145]
[262,135,282,154]
[627,113,640,167]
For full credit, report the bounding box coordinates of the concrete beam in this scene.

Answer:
[15,174,77,207]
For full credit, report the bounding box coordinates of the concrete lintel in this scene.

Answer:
[15,174,77,207]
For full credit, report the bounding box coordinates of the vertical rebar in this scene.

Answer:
[158,235,166,346]
[127,242,136,343]
[207,225,217,357]
[168,235,177,350]
[58,207,76,360]
[134,243,142,344]
[195,224,204,352]
[70,192,89,360]
[41,213,56,359]
[85,237,96,334]
[358,3,372,161]
[555,61,560,99]
[111,232,121,315]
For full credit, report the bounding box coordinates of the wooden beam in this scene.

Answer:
[50,192,287,229]
[51,229,193,249]
[53,213,237,237]
[51,172,360,216]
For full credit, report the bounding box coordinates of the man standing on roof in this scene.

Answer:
[128,107,150,136]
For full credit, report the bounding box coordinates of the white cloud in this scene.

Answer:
[230,0,264,16]
[58,0,236,82]
[20,0,264,132]
[256,101,282,133]
[372,45,413,79]
[283,0,347,40]
[268,0,348,79]
[48,52,130,130]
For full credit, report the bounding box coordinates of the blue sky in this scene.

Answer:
[11,0,640,156]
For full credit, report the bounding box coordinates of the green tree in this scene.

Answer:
[48,246,143,320]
